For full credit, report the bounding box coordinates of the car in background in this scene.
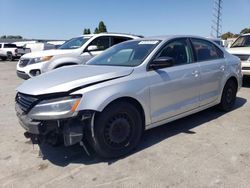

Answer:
[16,33,142,79]
[226,33,250,76]
[15,36,242,158]
[47,41,65,49]
[24,42,56,53]
[0,43,30,61]
[207,37,224,47]
[16,46,31,57]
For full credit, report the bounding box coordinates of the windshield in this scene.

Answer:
[87,40,160,67]
[59,37,90,49]
[231,35,250,48]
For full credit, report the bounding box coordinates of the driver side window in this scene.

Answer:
[88,36,111,51]
[156,38,192,66]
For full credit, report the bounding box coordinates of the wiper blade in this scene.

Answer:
[231,45,244,48]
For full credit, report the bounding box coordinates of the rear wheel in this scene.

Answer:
[88,101,143,158]
[218,79,237,112]
[6,52,13,61]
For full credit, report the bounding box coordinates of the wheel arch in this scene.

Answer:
[219,75,239,103]
[99,97,146,130]
[54,62,78,69]
[226,76,238,89]
[47,57,81,71]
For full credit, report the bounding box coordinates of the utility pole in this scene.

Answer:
[211,0,223,38]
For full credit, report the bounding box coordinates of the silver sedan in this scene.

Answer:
[16,35,242,158]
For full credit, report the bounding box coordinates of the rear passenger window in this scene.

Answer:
[191,38,224,62]
[88,36,110,51]
[4,44,17,48]
[156,38,193,66]
[112,37,132,45]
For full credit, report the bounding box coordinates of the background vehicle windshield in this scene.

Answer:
[231,35,250,48]
[87,40,160,67]
[59,37,90,49]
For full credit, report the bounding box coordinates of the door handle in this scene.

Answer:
[220,65,225,71]
[192,70,199,77]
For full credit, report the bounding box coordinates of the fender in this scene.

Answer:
[42,57,82,72]
[71,76,152,125]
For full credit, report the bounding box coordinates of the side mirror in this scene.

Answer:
[87,45,98,52]
[149,56,174,70]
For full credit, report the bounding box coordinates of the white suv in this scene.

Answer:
[16,33,141,79]
[227,33,250,76]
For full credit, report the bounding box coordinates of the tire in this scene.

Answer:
[218,79,237,112]
[6,52,13,61]
[88,101,143,158]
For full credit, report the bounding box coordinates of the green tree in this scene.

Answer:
[83,21,107,35]
[221,32,235,40]
[98,21,107,33]
[240,28,250,34]
[83,28,91,34]
[94,27,99,34]
[1,35,23,39]
[15,35,23,39]
[83,29,87,34]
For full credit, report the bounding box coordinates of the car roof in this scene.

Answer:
[77,32,143,39]
[132,35,213,42]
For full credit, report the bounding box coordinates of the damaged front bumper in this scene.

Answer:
[16,103,93,146]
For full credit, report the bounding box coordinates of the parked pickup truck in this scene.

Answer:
[16,33,142,79]
[16,47,31,57]
[0,43,31,61]
[227,33,250,76]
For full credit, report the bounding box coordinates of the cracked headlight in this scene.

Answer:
[28,96,81,120]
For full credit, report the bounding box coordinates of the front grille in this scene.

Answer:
[16,93,38,113]
[242,67,250,70]
[19,59,30,67]
[233,54,250,61]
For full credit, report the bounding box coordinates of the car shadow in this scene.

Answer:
[242,76,250,88]
[38,97,247,167]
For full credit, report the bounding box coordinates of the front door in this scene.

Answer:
[148,38,200,123]
[81,36,111,63]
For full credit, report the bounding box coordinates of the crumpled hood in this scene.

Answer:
[22,49,74,58]
[226,47,250,55]
[17,65,134,96]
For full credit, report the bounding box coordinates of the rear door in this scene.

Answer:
[148,38,201,123]
[190,38,225,106]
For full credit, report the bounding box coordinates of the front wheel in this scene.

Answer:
[218,79,237,112]
[88,101,143,158]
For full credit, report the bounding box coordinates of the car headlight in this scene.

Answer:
[29,56,53,64]
[28,96,81,120]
